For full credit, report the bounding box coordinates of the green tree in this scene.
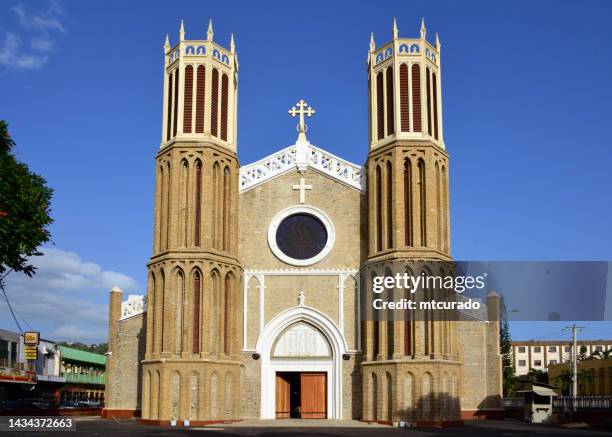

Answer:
[499,298,516,396]
[0,120,53,288]
[526,367,548,384]
[57,341,108,355]
[578,345,588,361]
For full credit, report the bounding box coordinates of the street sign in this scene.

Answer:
[24,346,38,360]
[24,331,40,346]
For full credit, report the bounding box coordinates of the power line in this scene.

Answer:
[0,282,23,333]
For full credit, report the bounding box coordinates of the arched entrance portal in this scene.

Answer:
[256,306,348,419]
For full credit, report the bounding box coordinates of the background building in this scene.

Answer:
[549,357,612,396]
[511,340,612,376]
[58,346,106,405]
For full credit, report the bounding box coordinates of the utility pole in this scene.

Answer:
[562,324,584,411]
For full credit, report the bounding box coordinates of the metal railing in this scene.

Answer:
[553,396,612,410]
[62,373,105,385]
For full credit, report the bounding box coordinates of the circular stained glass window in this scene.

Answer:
[275,213,328,260]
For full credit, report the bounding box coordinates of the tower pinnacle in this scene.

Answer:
[179,19,185,41]
[435,32,441,50]
[369,32,375,52]
[420,17,426,39]
[207,19,214,41]
[164,33,170,51]
[393,17,398,39]
[230,33,235,53]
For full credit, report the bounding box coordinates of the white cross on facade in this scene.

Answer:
[288,99,315,134]
[292,177,312,204]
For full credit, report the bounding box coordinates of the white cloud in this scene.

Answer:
[0,1,66,70]
[0,248,141,344]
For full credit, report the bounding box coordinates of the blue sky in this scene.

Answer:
[1,0,611,343]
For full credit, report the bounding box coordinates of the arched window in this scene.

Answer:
[376,71,384,140]
[183,65,193,133]
[194,161,202,247]
[175,269,184,354]
[442,165,448,253]
[222,166,230,251]
[211,68,219,137]
[426,67,432,136]
[432,72,439,140]
[404,269,414,356]
[436,162,442,250]
[399,64,410,132]
[213,162,221,250]
[371,373,378,421]
[165,162,171,249]
[404,158,413,246]
[221,73,229,141]
[422,372,433,416]
[223,273,232,356]
[418,159,426,247]
[376,165,382,252]
[190,372,199,420]
[210,270,220,354]
[411,64,421,132]
[158,270,165,353]
[173,68,179,137]
[180,160,189,247]
[385,67,394,136]
[386,161,393,249]
[192,270,201,353]
[159,165,165,250]
[166,71,173,141]
[195,65,205,133]
[403,373,414,413]
[385,372,393,421]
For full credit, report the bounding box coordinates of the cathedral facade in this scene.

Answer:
[103,18,502,426]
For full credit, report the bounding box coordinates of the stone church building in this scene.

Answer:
[103,18,502,426]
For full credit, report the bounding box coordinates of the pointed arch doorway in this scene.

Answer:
[256,306,348,420]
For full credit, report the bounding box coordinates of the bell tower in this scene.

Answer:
[362,18,459,424]
[142,20,242,424]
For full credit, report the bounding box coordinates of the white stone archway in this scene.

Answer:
[255,306,348,419]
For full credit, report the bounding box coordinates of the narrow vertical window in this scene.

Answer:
[158,270,165,353]
[166,72,173,141]
[192,271,201,353]
[195,66,205,133]
[376,72,384,140]
[385,67,394,136]
[221,73,229,141]
[376,165,382,252]
[194,161,202,247]
[426,67,432,136]
[222,166,230,251]
[404,158,413,246]
[159,166,165,250]
[173,68,180,137]
[165,162,171,249]
[442,165,448,253]
[386,161,393,249]
[211,68,219,137]
[180,160,189,247]
[399,64,410,132]
[404,310,412,356]
[213,162,220,249]
[411,64,421,132]
[436,162,442,250]
[183,66,193,133]
[432,72,439,140]
[175,270,184,354]
[224,274,231,356]
[418,159,426,246]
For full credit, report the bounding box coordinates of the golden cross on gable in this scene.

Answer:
[288,99,315,134]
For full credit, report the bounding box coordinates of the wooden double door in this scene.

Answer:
[275,372,327,419]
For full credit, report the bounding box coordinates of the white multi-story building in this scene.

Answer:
[511,340,612,376]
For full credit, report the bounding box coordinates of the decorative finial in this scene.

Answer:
[420,17,426,40]
[298,290,305,307]
[179,19,185,41]
[207,19,214,41]
[288,99,316,142]
[393,17,398,39]
[230,33,235,53]
[369,32,375,52]
[164,33,170,51]
[435,32,441,50]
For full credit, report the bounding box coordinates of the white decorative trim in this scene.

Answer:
[239,141,365,192]
[267,205,335,267]
[120,295,146,320]
[245,268,358,276]
[256,306,347,419]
